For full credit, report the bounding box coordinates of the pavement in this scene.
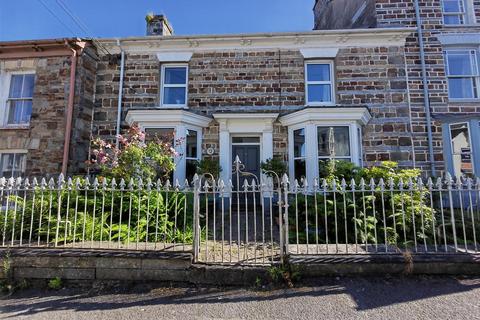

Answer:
[1,276,480,319]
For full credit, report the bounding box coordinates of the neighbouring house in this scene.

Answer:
[1,1,479,183]
[314,0,480,179]
[0,38,97,177]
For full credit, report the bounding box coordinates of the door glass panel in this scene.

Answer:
[232,137,260,144]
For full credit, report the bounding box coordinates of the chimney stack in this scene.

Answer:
[146,14,174,36]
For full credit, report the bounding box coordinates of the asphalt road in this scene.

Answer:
[1,276,480,319]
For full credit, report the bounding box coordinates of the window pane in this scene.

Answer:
[447,52,475,76]
[8,100,32,125]
[318,126,350,157]
[294,159,306,180]
[164,67,187,85]
[293,129,306,158]
[232,137,260,144]
[308,84,332,103]
[448,78,476,99]
[164,87,186,105]
[186,130,198,158]
[444,15,462,24]
[145,128,175,144]
[22,74,35,98]
[450,123,473,178]
[186,159,198,182]
[307,64,330,82]
[8,75,24,98]
[1,154,25,178]
[443,0,463,12]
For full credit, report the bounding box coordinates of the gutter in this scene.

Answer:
[414,0,436,176]
[115,39,125,149]
[61,40,78,176]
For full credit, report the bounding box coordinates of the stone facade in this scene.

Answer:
[0,40,96,177]
[92,44,411,168]
[314,0,480,175]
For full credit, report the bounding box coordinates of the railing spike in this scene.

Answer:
[426,177,433,189]
[435,177,443,189]
[184,179,190,189]
[48,177,55,189]
[32,177,38,187]
[93,177,99,189]
[350,178,356,190]
[369,178,376,190]
[24,177,30,188]
[165,179,171,190]
[119,178,126,189]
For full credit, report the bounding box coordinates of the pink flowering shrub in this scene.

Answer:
[87,126,178,182]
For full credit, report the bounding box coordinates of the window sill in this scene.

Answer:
[448,99,480,104]
[306,103,337,107]
[443,24,480,28]
[0,125,30,130]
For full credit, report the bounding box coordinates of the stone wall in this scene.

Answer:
[93,46,417,167]
[375,0,480,173]
[0,57,70,177]
[0,48,98,177]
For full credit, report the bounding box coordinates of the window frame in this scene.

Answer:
[288,122,361,183]
[444,49,480,101]
[442,0,467,25]
[316,125,353,162]
[0,151,27,178]
[292,128,307,181]
[304,60,335,106]
[442,118,480,178]
[0,71,35,128]
[160,64,189,108]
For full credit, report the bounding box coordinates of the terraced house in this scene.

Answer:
[0,0,479,183]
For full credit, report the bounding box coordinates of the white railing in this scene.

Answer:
[0,168,479,265]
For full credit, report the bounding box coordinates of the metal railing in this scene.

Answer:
[0,168,479,265]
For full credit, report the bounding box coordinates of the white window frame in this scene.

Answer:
[442,0,467,25]
[0,71,35,128]
[287,122,362,182]
[448,121,475,178]
[185,128,201,182]
[0,150,27,178]
[160,64,188,108]
[305,60,335,106]
[317,125,353,163]
[444,49,480,100]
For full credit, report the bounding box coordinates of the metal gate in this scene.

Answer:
[193,156,287,265]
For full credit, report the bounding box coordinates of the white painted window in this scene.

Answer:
[293,128,306,180]
[317,126,352,176]
[444,49,479,99]
[442,0,467,24]
[449,122,474,178]
[0,153,26,178]
[305,61,335,105]
[2,73,35,127]
[160,64,188,107]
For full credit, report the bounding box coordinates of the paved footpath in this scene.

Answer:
[1,276,480,320]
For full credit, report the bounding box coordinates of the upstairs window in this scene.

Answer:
[0,153,26,178]
[444,50,479,99]
[161,65,188,107]
[5,74,35,126]
[442,0,467,25]
[305,62,335,105]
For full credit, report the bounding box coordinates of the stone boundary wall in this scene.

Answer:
[1,249,479,286]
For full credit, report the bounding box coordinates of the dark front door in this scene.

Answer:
[232,144,260,190]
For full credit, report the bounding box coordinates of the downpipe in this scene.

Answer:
[414,0,437,176]
[115,39,125,149]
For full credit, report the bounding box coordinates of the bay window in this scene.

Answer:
[442,119,480,179]
[186,129,199,182]
[444,49,479,100]
[293,128,306,180]
[305,62,335,105]
[161,65,188,107]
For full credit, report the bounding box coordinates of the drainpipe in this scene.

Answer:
[115,39,125,149]
[414,0,436,176]
[61,40,78,176]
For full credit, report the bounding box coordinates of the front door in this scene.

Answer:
[232,144,261,189]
